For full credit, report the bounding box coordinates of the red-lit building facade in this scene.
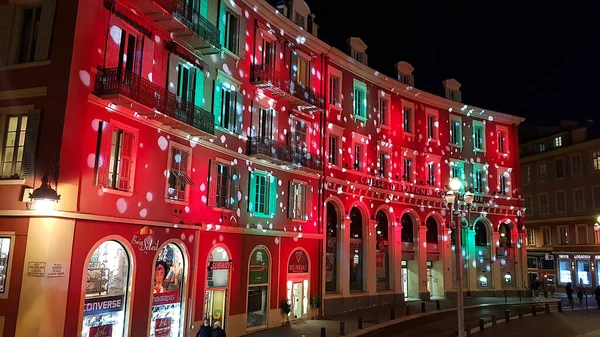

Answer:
[0,0,526,336]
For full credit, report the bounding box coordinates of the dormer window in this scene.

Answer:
[352,51,366,64]
[295,12,305,29]
[348,37,368,66]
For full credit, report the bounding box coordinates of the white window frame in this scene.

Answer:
[351,131,368,172]
[496,125,509,154]
[326,124,344,168]
[328,66,343,110]
[290,179,309,221]
[402,147,417,183]
[555,157,565,179]
[378,90,391,128]
[575,224,588,245]
[522,165,531,185]
[352,79,367,121]
[108,119,138,194]
[0,233,16,299]
[541,227,552,246]
[449,114,462,147]
[554,136,562,148]
[401,100,415,136]
[496,166,512,197]
[573,187,585,212]
[524,195,533,216]
[538,162,548,182]
[593,185,600,209]
[425,108,439,142]
[526,228,535,246]
[472,120,486,152]
[378,141,392,179]
[571,153,582,176]
[425,154,441,188]
[165,141,193,204]
[555,190,566,214]
[539,193,549,215]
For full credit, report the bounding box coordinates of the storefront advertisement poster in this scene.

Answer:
[84,295,124,316]
[249,248,269,284]
[153,290,181,306]
[376,252,385,279]
[154,317,172,337]
[288,250,309,273]
[89,324,113,337]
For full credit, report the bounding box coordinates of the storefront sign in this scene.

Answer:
[358,177,444,198]
[558,255,569,259]
[249,249,269,285]
[131,235,160,254]
[84,295,125,316]
[595,255,600,260]
[154,317,172,337]
[288,250,309,273]
[47,262,66,278]
[89,324,113,337]
[27,262,46,277]
[574,255,591,260]
[208,260,232,271]
[153,290,181,306]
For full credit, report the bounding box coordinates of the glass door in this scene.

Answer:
[292,283,303,319]
[402,267,408,298]
[205,289,227,328]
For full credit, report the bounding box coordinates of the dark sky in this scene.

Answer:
[304,0,600,125]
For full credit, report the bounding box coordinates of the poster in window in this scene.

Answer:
[89,324,113,337]
[249,248,269,285]
[154,317,172,337]
[376,252,385,279]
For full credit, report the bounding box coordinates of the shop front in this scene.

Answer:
[204,246,231,329]
[555,254,597,293]
[287,249,310,320]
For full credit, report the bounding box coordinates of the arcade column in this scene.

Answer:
[417,225,429,300]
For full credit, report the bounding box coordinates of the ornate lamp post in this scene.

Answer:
[444,177,474,337]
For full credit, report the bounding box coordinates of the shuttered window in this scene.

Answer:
[95,121,137,192]
[213,81,243,134]
[249,171,277,218]
[207,159,239,210]
[288,182,312,220]
[167,145,194,202]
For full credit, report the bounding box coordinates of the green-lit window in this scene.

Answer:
[249,171,277,218]
[353,80,367,121]
[450,116,462,146]
[450,161,465,192]
[473,164,486,194]
[473,121,485,151]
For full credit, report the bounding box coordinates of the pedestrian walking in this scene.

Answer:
[594,286,600,309]
[577,285,584,308]
[566,282,574,307]
[196,319,212,337]
[212,321,226,337]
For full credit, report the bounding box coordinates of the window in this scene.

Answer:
[214,80,243,134]
[379,97,389,126]
[539,194,549,214]
[594,151,600,171]
[151,243,186,337]
[555,158,565,178]
[289,182,311,220]
[2,115,27,178]
[375,210,390,291]
[353,80,367,120]
[539,143,546,152]
[95,121,137,192]
[225,9,239,54]
[538,162,547,181]
[249,171,276,218]
[208,160,239,210]
[473,163,486,194]
[450,116,462,147]
[472,121,485,151]
[542,227,552,246]
[291,52,309,87]
[450,161,465,192]
[526,229,535,246]
[329,75,341,107]
[17,6,42,63]
[571,154,582,176]
[554,136,562,148]
[349,207,363,291]
[427,162,436,186]
[574,188,585,212]
[524,196,533,216]
[576,225,588,245]
[167,144,193,202]
[522,165,531,184]
[496,127,509,154]
[326,202,338,293]
[403,108,412,133]
[403,157,412,181]
[401,214,414,242]
[247,247,269,328]
[0,237,13,295]
[251,107,276,140]
[555,191,566,213]
[527,257,538,269]
[294,12,305,28]
[379,151,390,178]
[328,136,339,166]
[427,114,437,140]
[577,260,590,285]
[177,62,194,102]
[474,221,488,246]
[593,186,600,209]
[353,144,363,171]
[558,260,571,284]
[426,216,439,243]
[499,173,508,196]
[559,226,569,245]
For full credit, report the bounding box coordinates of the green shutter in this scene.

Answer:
[213,81,222,126]
[200,0,209,19]
[248,171,256,213]
[195,70,205,109]
[219,0,227,47]
[269,175,277,217]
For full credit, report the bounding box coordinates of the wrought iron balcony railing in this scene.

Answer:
[247,137,323,171]
[171,0,221,49]
[95,67,214,135]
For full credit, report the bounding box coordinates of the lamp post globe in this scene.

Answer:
[449,177,462,192]
[464,191,474,205]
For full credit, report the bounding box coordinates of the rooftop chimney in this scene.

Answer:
[443,79,462,102]
[347,37,368,66]
[395,61,414,86]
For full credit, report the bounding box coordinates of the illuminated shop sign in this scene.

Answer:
[152,290,181,306]
[289,250,309,273]
[84,295,124,316]
[595,255,600,260]
[208,260,232,271]
[358,177,444,198]
[574,255,591,260]
[558,255,569,259]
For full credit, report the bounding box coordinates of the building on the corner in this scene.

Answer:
[520,121,600,294]
[0,0,526,336]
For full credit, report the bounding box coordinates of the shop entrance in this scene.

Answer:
[205,289,227,328]
[292,282,307,319]
[402,261,408,298]
[287,249,310,321]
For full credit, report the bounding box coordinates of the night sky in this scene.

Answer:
[304,0,600,125]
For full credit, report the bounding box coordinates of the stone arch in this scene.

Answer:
[325,196,345,220]
[473,217,492,247]
[400,208,420,243]
[497,219,514,248]
[348,200,371,221]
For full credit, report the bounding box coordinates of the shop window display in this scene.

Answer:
[559,260,572,284]
[576,261,590,286]
[82,241,131,337]
[205,247,230,328]
[150,243,185,337]
[247,247,269,328]
[0,237,11,293]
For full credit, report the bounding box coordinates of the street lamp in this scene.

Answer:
[444,177,474,337]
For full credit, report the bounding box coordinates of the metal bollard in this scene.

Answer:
[390,308,395,320]
[358,316,363,330]
[479,318,485,331]
[406,305,411,316]
[436,299,441,310]
[339,321,345,336]
[421,302,426,313]
[519,290,522,302]
[466,326,472,337]
[504,309,510,323]
[491,314,497,326]
[518,308,524,320]
[545,303,550,313]
[586,294,589,309]
[532,305,537,316]
[321,327,326,337]
[505,290,508,303]
[558,301,562,312]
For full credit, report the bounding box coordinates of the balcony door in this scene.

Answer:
[251,103,278,142]
[291,118,308,155]
[116,28,142,77]
[177,62,195,103]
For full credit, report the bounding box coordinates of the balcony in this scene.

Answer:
[250,65,324,113]
[247,137,323,172]
[94,67,214,136]
[128,0,220,54]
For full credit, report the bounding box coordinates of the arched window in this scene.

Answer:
[151,243,186,337]
[474,221,488,246]
[401,213,414,242]
[82,240,131,337]
[426,216,438,243]
[247,247,269,328]
[349,207,363,291]
[375,210,389,291]
[205,247,230,328]
[499,223,512,247]
[325,202,338,293]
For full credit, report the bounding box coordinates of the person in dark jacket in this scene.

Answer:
[577,284,585,308]
[566,282,574,307]
[212,321,226,337]
[196,319,212,337]
[594,286,600,309]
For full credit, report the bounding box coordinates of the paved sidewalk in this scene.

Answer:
[243,297,535,337]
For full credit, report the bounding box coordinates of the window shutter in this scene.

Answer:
[118,130,134,191]
[271,109,278,142]
[305,184,313,220]
[268,175,277,217]
[237,16,246,59]
[194,70,205,109]
[200,0,209,19]
[189,67,196,106]
[248,172,256,212]
[218,0,227,46]
[213,81,222,126]
[250,100,259,138]
[234,92,243,134]
[167,53,179,95]
[34,0,55,60]
[0,5,16,66]
[290,51,298,80]
[207,159,218,206]
[21,109,41,178]
[288,181,294,218]
[229,165,239,210]
[95,121,113,187]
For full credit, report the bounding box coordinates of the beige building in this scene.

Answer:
[520,121,600,294]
